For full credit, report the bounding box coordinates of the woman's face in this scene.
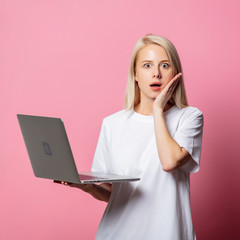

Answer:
[134,44,174,100]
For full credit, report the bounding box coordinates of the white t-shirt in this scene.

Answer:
[91,105,204,240]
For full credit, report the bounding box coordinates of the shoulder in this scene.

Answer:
[179,106,203,118]
[102,109,132,127]
[174,106,204,126]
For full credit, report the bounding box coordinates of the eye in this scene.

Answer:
[161,63,169,69]
[143,63,151,68]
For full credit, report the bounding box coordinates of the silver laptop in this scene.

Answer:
[17,114,140,184]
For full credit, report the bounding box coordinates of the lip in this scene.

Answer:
[150,86,161,91]
[150,82,162,86]
[149,82,162,91]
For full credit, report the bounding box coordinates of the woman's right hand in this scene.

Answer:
[54,180,94,193]
[53,180,112,202]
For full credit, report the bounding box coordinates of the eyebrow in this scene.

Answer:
[141,60,170,63]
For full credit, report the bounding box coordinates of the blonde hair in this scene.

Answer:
[123,34,188,110]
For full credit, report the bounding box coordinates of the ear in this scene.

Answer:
[134,71,138,82]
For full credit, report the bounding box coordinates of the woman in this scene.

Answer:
[59,34,204,240]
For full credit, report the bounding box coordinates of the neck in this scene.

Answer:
[134,102,173,116]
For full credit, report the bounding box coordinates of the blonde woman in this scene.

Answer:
[59,34,204,240]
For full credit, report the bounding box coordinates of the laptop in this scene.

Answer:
[17,114,140,184]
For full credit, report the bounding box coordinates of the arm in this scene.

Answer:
[153,108,191,172]
[152,73,190,172]
[54,181,112,203]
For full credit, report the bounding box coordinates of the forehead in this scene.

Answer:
[136,44,169,62]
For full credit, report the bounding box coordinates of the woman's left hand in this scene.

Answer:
[153,72,182,111]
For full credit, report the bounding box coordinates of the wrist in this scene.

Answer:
[153,105,164,115]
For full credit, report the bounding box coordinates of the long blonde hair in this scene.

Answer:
[123,34,188,110]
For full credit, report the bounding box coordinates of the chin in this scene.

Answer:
[142,90,160,100]
[151,90,161,96]
[150,94,158,100]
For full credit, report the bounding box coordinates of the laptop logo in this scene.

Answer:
[42,142,52,156]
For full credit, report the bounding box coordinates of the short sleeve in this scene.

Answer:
[91,118,111,173]
[173,108,204,174]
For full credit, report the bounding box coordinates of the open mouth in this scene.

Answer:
[150,83,162,91]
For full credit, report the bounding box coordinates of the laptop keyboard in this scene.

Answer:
[79,174,107,180]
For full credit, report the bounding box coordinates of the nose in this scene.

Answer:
[153,66,161,79]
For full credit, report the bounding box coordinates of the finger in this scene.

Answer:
[170,73,182,86]
[168,77,179,93]
[64,181,74,186]
[167,73,181,92]
[61,181,68,186]
[172,72,182,81]
[167,79,178,94]
[168,83,178,97]
[70,183,87,188]
[68,183,79,187]
[174,72,182,79]
[165,73,181,91]
[53,180,61,184]
[66,182,85,188]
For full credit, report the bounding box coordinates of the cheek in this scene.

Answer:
[163,71,173,83]
[136,69,150,83]
[136,76,150,93]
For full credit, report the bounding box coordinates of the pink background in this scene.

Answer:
[1,0,240,239]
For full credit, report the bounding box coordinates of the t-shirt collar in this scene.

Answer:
[131,105,177,123]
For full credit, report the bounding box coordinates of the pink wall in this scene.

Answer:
[1,0,239,239]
